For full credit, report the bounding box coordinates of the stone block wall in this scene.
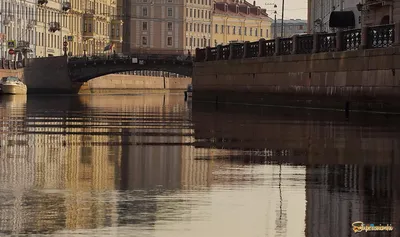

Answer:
[193,47,400,112]
[81,74,192,93]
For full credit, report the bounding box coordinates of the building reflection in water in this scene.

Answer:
[192,103,400,237]
[1,94,400,236]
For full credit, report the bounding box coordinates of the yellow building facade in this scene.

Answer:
[211,0,272,46]
[34,0,123,57]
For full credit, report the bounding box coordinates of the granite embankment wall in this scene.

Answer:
[193,47,400,112]
[79,74,191,93]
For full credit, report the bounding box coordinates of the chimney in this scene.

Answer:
[253,1,255,6]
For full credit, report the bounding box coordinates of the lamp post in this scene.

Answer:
[265,3,278,39]
[281,0,285,37]
[274,10,277,39]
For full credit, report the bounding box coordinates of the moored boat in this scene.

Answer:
[0,76,27,95]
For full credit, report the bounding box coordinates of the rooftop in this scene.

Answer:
[213,0,271,19]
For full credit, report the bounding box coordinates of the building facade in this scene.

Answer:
[271,19,307,38]
[185,0,213,55]
[35,0,71,57]
[212,0,272,46]
[307,0,361,33]
[361,0,400,26]
[1,0,123,59]
[123,0,190,55]
[0,0,37,59]
[80,0,123,56]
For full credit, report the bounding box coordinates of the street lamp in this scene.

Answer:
[281,0,285,37]
[265,3,278,39]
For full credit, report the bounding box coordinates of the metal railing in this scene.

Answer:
[0,59,24,70]
[196,23,396,62]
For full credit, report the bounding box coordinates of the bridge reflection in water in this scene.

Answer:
[0,94,399,236]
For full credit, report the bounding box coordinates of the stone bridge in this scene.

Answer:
[1,53,193,93]
[68,54,193,82]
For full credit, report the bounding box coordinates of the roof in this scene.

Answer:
[213,0,271,19]
[274,19,308,24]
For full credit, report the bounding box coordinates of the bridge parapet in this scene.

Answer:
[67,53,193,82]
[195,23,398,62]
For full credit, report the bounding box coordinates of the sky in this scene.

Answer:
[256,0,308,20]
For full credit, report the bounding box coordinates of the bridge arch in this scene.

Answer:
[68,56,193,82]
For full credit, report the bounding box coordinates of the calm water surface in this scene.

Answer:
[0,94,399,237]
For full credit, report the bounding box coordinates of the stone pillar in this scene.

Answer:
[395,21,400,46]
[229,44,234,60]
[205,47,211,61]
[258,38,266,57]
[336,30,343,51]
[312,33,320,53]
[360,26,368,50]
[243,41,249,59]
[274,37,281,56]
[195,48,201,61]
[216,45,222,60]
[291,35,298,55]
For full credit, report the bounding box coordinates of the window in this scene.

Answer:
[190,9,192,17]
[142,7,148,16]
[266,29,269,38]
[186,37,188,46]
[168,22,173,31]
[208,25,210,33]
[233,26,236,34]
[197,24,199,32]
[238,27,241,35]
[167,0,172,2]
[255,28,258,36]
[197,38,199,47]
[194,9,196,18]
[244,27,247,35]
[215,24,218,33]
[142,36,147,45]
[221,25,224,33]
[167,7,173,17]
[208,39,210,46]
[260,29,263,37]
[190,23,192,31]
[186,23,188,31]
[202,0,204,4]
[167,36,172,46]
[227,26,230,34]
[89,23,92,32]
[190,37,192,46]
[142,22,148,31]
[186,8,188,17]
[201,24,203,32]
[250,27,252,36]
[299,25,303,30]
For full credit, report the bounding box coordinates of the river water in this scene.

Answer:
[0,93,399,237]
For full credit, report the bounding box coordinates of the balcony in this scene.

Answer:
[49,22,61,32]
[27,20,36,29]
[38,0,48,5]
[62,2,71,11]
[84,9,95,15]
